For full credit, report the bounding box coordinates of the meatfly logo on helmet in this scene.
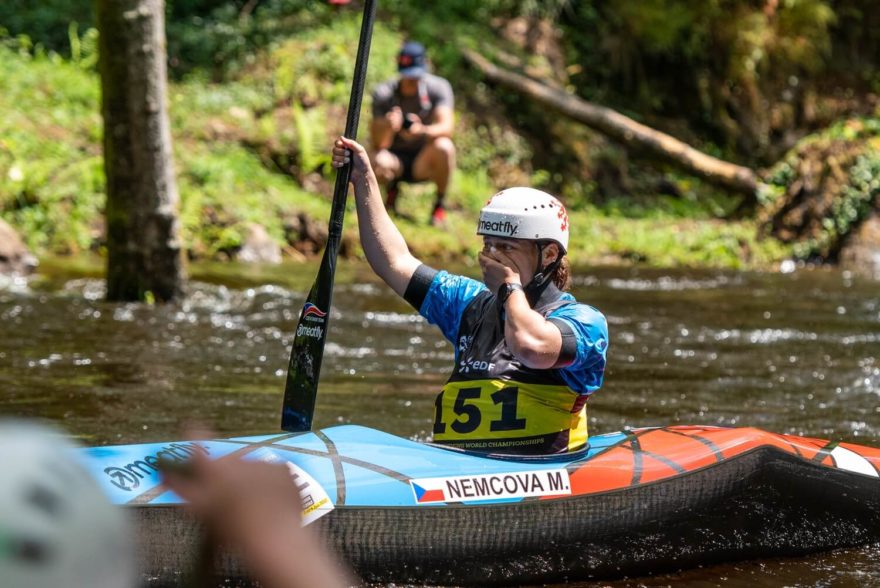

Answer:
[479,219,519,237]
[302,303,327,319]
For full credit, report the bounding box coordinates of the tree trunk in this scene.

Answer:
[96,0,184,302]
[464,49,762,198]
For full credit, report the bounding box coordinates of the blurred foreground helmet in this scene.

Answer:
[477,187,570,253]
[0,420,134,588]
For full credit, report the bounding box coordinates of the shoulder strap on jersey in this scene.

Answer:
[540,298,575,317]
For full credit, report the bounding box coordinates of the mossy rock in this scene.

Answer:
[760,118,880,262]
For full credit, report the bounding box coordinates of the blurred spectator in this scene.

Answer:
[370,41,456,226]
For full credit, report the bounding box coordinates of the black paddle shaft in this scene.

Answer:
[281,0,378,432]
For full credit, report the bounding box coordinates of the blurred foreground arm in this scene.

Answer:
[162,449,355,588]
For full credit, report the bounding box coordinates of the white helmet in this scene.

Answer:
[0,421,135,588]
[477,187,570,253]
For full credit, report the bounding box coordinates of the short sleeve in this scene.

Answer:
[371,80,395,117]
[419,271,487,343]
[429,76,454,110]
[547,303,609,394]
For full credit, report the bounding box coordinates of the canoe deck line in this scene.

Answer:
[81,425,880,585]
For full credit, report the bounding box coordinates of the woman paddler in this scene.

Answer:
[331,137,609,456]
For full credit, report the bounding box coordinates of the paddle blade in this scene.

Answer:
[281,243,337,432]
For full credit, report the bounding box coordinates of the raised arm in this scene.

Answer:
[331,137,421,296]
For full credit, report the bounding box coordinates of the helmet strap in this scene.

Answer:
[524,242,562,305]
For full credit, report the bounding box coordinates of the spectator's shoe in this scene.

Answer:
[430,205,448,228]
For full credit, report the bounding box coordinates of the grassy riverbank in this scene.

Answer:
[0,20,793,271]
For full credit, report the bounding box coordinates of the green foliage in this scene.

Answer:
[764,117,880,193]
[830,0,880,89]
[0,39,331,260]
[2,2,874,272]
[68,23,99,70]
[271,17,400,105]
[559,0,838,161]
[551,202,791,268]
[0,42,103,253]
[291,103,329,173]
[836,152,880,232]
[0,0,92,53]
[165,0,336,78]
[760,117,880,260]
[597,190,738,221]
[764,116,880,206]
[176,142,324,258]
[0,0,331,76]
[167,73,337,258]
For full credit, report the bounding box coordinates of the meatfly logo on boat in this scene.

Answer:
[410,469,571,504]
[103,442,209,492]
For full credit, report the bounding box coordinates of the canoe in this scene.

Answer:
[81,424,880,586]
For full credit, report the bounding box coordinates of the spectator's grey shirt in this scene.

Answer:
[371,73,454,152]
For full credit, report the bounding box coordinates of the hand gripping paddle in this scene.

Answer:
[281,0,378,432]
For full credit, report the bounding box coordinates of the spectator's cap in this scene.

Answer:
[397,41,427,78]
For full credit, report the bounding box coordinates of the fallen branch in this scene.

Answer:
[464,49,761,197]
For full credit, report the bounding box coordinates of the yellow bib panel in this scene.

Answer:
[433,379,588,455]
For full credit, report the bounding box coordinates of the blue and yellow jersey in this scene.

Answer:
[406,268,609,455]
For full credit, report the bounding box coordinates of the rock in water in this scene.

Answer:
[840,210,880,278]
[0,218,38,275]
[237,223,282,264]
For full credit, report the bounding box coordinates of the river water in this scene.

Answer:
[1,257,878,587]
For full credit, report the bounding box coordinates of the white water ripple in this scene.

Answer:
[603,275,741,291]
[710,328,819,344]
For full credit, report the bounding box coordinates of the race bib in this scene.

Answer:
[433,380,587,453]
